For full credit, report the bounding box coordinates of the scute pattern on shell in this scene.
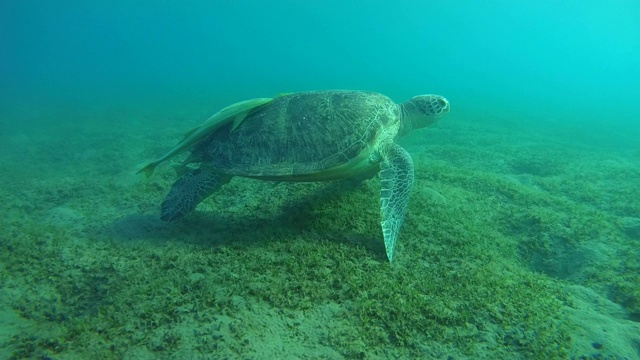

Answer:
[192,91,399,177]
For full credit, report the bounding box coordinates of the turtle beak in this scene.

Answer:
[439,97,450,114]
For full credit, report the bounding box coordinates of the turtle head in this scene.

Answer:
[399,94,450,135]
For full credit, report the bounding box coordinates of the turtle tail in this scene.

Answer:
[160,166,231,221]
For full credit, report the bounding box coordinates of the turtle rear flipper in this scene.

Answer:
[379,144,414,262]
[160,167,231,221]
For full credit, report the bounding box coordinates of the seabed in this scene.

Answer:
[1,103,639,359]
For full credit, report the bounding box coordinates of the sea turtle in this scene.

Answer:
[139,90,450,261]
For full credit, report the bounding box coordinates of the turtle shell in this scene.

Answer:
[193,90,399,178]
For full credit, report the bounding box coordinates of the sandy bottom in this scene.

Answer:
[1,104,639,359]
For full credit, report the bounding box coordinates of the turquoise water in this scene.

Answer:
[1,1,639,359]
[4,1,639,126]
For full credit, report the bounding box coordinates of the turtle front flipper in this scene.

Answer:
[379,144,415,262]
[160,166,231,222]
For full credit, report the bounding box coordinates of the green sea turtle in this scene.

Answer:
[139,90,450,261]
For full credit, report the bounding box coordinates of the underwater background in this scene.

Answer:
[1,1,639,359]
